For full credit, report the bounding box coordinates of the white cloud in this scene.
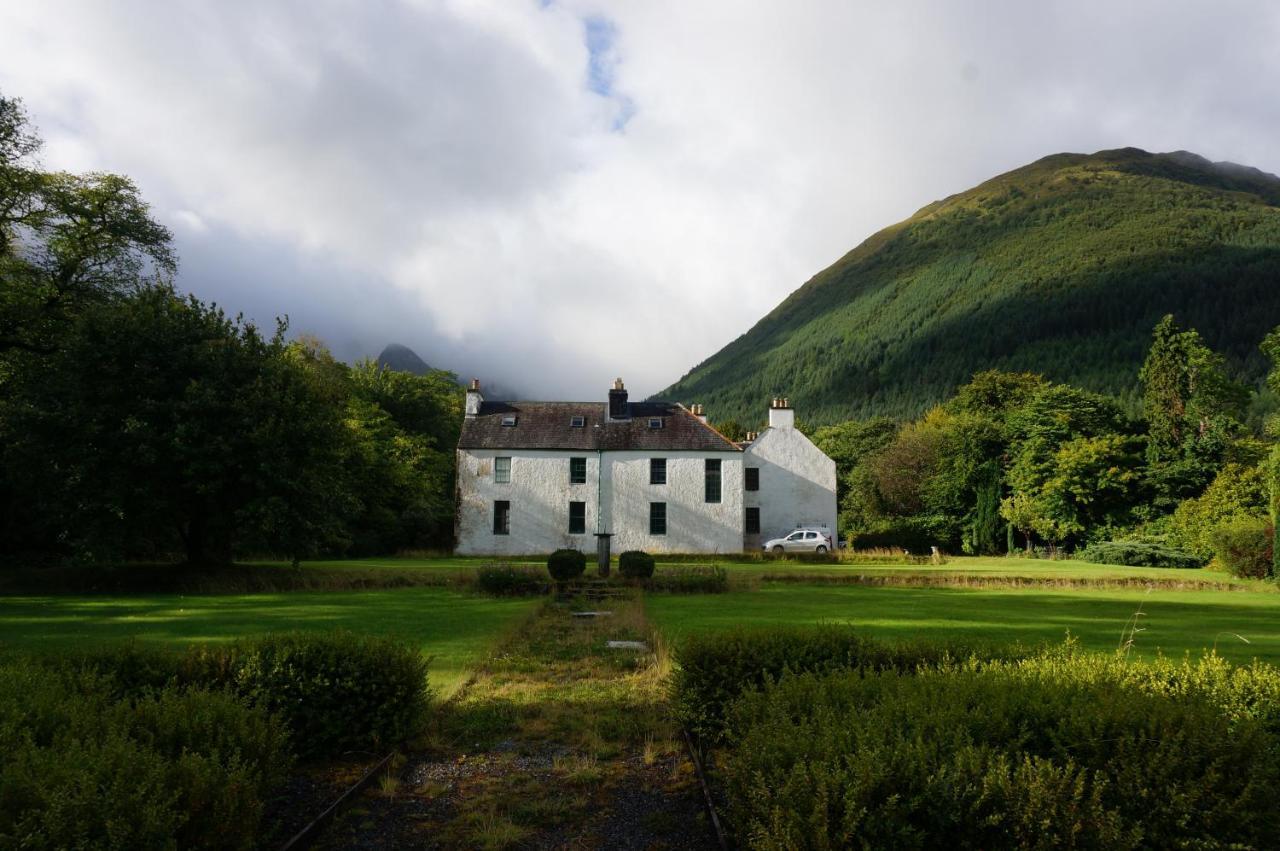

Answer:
[2,0,1278,399]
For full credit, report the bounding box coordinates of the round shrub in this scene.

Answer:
[618,550,656,579]
[546,548,586,582]
[1210,517,1274,579]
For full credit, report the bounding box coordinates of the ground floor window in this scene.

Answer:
[569,501,586,534]
[493,500,510,535]
[650,502,666,535]
[745,506,760,534]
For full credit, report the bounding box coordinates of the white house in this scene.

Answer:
[454,378,835,556]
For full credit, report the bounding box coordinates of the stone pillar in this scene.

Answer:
[595,533,613,577]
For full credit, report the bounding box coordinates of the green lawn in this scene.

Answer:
[647,585,1280,666]
[292,554,1269,588]
[0,588,537,697]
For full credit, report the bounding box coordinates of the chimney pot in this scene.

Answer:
[613,377,625,391]
[469,378,480,391]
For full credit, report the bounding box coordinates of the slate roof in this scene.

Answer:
[458,401,741,452]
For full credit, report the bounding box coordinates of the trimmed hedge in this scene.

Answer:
[721,649,1280,849]
[647,565,728,594]
[476,563,548,596]
[1074,539,1204,568]
[671,626,1026,743]
[186,631,430,758]
[60,631,432,759]
[0,660,292,850]
[546,548,587,582]
[1210,517,1274,579]
[618,550,656,579]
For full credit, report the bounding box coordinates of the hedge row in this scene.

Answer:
[674,628,1280,849]
[724,650,1280,849]
[671,626,1027,743]
[54,630,431,758]
[0,660,291,850]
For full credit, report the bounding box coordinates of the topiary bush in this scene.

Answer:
[186,631,431,759]
[618,550,656,579]
[721,649,1280,850]
[475,563,548,596]
[0,659,292,851]
[1075,539,1205,568]
[546,548,587,583]
[671,626,1027,744]
[1210,517,1274,579]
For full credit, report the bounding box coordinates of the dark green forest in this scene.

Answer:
[0,96,463,567]
[807,315,1280,574]
[661,148,1280,424]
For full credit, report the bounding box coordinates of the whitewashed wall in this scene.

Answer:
[743,425,837,548]
[455,448,744,555]
[603,450,743,554]
[455,449,601,556]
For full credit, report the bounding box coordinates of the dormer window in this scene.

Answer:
[570,416,585,428]
[500,415,517,427]
[648,417,664,429]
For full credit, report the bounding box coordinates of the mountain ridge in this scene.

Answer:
[657,147,1280,425]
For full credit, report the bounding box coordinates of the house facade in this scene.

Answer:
[454,379,835,555]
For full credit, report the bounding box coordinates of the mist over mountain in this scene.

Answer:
[658,148,1280,424]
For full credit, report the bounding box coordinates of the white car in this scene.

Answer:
[762,528,833,554]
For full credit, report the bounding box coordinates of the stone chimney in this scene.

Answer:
[608,377,630,421]
[465,378,484,418]
[768,396,795,430]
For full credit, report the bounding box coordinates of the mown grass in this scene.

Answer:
[647,584,1280,666]
[0,588,537,697]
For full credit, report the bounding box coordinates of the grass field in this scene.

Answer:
[646,584,1280,666]
[3,556,1275,693]
[0,588,537,696]
[291,555,1271,588]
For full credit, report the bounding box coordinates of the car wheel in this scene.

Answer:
[815,545,827,554]
[772,545,784,554]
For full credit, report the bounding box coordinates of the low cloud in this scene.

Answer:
[2,0,1278,399]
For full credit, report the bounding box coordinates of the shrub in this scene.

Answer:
[1170,462,1269,559]
[475,563,547,596]
[546,548,587,583]
[722,652,1280,850]
[0,659,291,851]
[44,632,432,759]
[187,631,431,758]
[618,550,656,579]
[1074,539,1204,568]
[671,626,1026,743]
[1210,517,1274,579]
[646,565,728,594]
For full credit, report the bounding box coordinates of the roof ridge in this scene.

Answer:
[675,403,742,451]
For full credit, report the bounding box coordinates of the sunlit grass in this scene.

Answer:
[647,584,1280,666]
[0,588,537,697]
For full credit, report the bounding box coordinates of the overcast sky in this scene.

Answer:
[2,1,1278,399]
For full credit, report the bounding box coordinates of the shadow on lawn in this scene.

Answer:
[652,586,1280,666]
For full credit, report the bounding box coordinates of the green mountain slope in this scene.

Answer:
[659,148,1280,424]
